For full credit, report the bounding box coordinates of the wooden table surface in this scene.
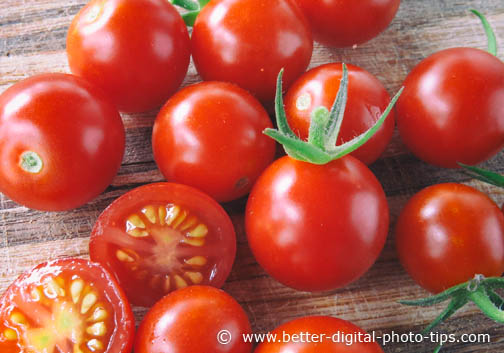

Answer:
[1,0,504,352]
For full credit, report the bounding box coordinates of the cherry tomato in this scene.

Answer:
[90,183,236,307]
[67,0,190,113]
[396,183,504,293]
[0,73,125,211]
[255,316,383,353]
[0,258,134,353]
[294,0,400,48]
[135,285,252,353]
[152,82,276,203]
[245,155,389,292]
[396,48,504,168]
[284,63,395,165]
[191,0,313,104]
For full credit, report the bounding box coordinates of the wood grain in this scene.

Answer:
[1,0,504,352]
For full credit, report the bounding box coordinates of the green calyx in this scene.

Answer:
[459,163,504,188]
[400,275,504,334]
[170,0,210,26]
[471,9,498,56]
[264,64,403,165]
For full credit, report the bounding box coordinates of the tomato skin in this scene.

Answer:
[255,316,383,353]
[294,0,400,48]
[67,0,190,113]
[245,156,389,292]
[284,63,395,165]
[135,285,252,353]
[396,48,504,168]
[191,0,313,104]
[0,258,135,353]
[396,183,504,294]
[152,82,276,203]
[90,182,237,307]
[0,73,125,211]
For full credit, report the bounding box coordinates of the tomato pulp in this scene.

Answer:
[0,259,134,353]
[396,183,504,293]
[191,0,313,103]
[285,63,395,165]
[67,0,191,113]
[246,156,389,292]
[0,73,125,211]
[90,183,236,307]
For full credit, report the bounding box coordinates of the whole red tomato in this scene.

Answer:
[0,73,125,211]
[0,258,134,353]
[245,155,389,292]
[255,316,383,353]
[294,0,400,47]
[191,0,313,103]
[90,183,236,307]
[396,48,504,168]
[152,82,276,203]
[285,63,395,165]
[396,183,504,293]
[67,0,190,113]
[135,286,252,353]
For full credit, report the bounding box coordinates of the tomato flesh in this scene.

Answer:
[90,183,236,307]
[0,259,134,353]
[396,183,504,293]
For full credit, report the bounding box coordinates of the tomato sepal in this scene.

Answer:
[470,10,498,56]
[459,163,504,188]
[264,65,403,165]
[170,0,209,26]
[400,275,504,332]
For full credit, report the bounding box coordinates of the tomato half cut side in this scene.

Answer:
[0,258,134,353]
[89,183,237,307]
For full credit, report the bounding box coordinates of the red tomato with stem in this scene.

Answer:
[152,81,276,203]
[0,258,134,353]
[191,0,313,104]
[284,63,395,165]
[396,12,504,169]
[396,183,504,293]
[67,0,190,113]
[0,73,125,211]
[294,0,400,48]
[90,183,236,307]
[255,316,384,353]
[246,155,389,291]
[135,285,252,353]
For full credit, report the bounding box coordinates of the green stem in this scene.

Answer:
[433,345,442,353]
[458,163,504,188]
[422,296,468,333]
[470,288,504,323]
[171,0,199,11]
[471,10,498,56]
[309,107,330,149]
[323,64,349,149]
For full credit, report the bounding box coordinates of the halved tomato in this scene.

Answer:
[0,258,134,353]
[89,183,236,307]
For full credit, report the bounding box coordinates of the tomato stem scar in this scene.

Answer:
[19,151,43,173]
